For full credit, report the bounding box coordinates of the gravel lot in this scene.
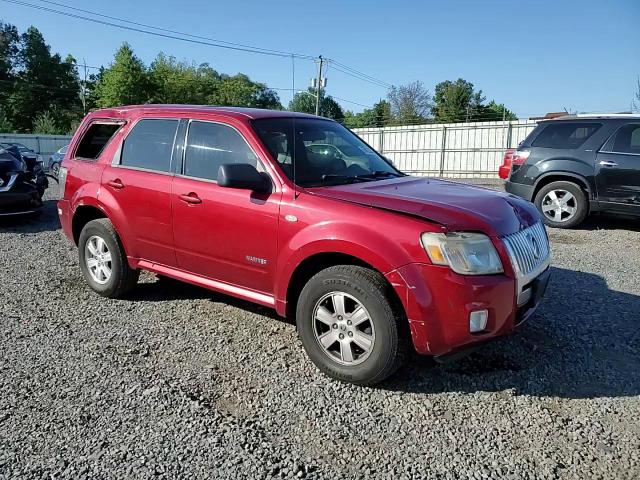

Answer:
[1,181,639,479]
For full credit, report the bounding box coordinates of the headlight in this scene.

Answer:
[420,232,503,275]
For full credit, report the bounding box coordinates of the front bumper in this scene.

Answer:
[0,178,42,214]
[57,198,73,241]
[385,263,550,356]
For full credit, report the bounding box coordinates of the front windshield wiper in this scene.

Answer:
[320,174,368,184]
[355,170,403,180]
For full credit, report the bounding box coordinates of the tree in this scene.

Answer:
[478,100,518,121]
[387,81,432,125]
[288,87,344,121]
[431,78,484,123]
[94,43,151,108]
[343,100,393,128]
[216,73,281,109]
[4,26,80,132]
[32,110,59,134]
[0,22,19,99]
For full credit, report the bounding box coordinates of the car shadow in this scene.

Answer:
[382,266,640,399]
[575,212,640,232]
[128,276,288,323]
[0,199,60,234]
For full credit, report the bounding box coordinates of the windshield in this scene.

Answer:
[252,117,402,187]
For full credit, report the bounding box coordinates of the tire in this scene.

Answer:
[78,218,139,298]
[534,180,588,229]
[51,162,60,177]
[296,265,407,386]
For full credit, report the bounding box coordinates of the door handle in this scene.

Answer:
[599,160,618,167]
[179,192,202,204]
[107,179,125,189]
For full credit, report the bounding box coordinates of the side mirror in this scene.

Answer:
[217,163,271,193]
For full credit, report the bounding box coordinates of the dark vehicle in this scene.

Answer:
[48,145,68,176]
[0,143,48,215]
[503,115,640,228]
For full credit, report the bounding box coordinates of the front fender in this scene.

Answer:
[274,220,424,308]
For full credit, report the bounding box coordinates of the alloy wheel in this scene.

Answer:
[85,235,112,284]
[312,291,376,366]
[541,189,577,223]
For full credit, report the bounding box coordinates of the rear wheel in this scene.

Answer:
[78,218,139,298]
[534,181,588,228]
[296,265,406,386]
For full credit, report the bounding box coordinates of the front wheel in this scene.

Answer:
[296,265,406,386]
[534,181,588,228]
[78,218,139,298]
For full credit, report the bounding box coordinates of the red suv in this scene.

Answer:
[58,105,550,385]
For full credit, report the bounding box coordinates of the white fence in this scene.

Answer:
[0,133,72,155]
[354,120,538,178]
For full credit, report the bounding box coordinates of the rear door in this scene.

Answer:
[595,123,640,214]
[171,119,281,295]
[101,118,180,266]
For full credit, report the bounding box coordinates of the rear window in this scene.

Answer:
[531,122,601,149]
[75,123,121,159]
[121,119,179,173]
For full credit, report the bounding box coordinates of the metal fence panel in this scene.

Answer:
[354,120,537,178]
[0,133,72,155]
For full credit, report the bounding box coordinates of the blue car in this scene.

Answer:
[48,145,68,176]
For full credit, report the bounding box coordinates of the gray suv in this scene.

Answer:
[505,115,640,228]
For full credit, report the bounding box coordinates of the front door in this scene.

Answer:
[595,123,640,214]
[101,118,180,266]
[171,120,280,295]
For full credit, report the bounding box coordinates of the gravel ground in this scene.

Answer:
[1,180,639,479]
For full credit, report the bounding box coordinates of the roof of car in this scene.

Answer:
[90,104,324,121]
[547,113,640,121]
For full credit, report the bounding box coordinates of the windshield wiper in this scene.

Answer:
[355,170,403,180]
[320,174,367,184]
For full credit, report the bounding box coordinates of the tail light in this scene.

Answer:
[498,148,515,179]
[511,148,531,166]
[58,166,69,199]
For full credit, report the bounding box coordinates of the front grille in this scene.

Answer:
[502,222,550,276]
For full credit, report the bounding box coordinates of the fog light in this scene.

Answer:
[469,310,488,333]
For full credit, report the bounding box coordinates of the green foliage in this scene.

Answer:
[1,24,81,133]
[289,87,344,121]
[344,100,392,128]
[32,110,59,134]
[432,78,517,123]
[93,43,151,108]
[478,100,518,121]
[387,81,432,125]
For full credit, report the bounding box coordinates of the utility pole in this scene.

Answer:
[315,55,323,116]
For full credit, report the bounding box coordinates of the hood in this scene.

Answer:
[307,176,541,237]
[0,150,25,175]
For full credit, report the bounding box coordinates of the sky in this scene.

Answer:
[3,0,640,117]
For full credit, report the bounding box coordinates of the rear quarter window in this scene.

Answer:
[531,122,601,149]
[75,122,122,159]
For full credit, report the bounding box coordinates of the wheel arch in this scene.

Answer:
[71,204,107,245]
[282,251,405,321]
[532,172,593,201]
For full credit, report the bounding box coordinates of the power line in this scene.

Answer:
[34,0,318,60]
[327,59,393,89]
[4,0,395,90]
[329,63,392,89]
[1,0,317,60]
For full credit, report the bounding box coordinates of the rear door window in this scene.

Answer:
[183,121,259,181]
[75,122,122,159]
[602,124,640,155]
[532,122,601,149]
[120,119,179,173]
